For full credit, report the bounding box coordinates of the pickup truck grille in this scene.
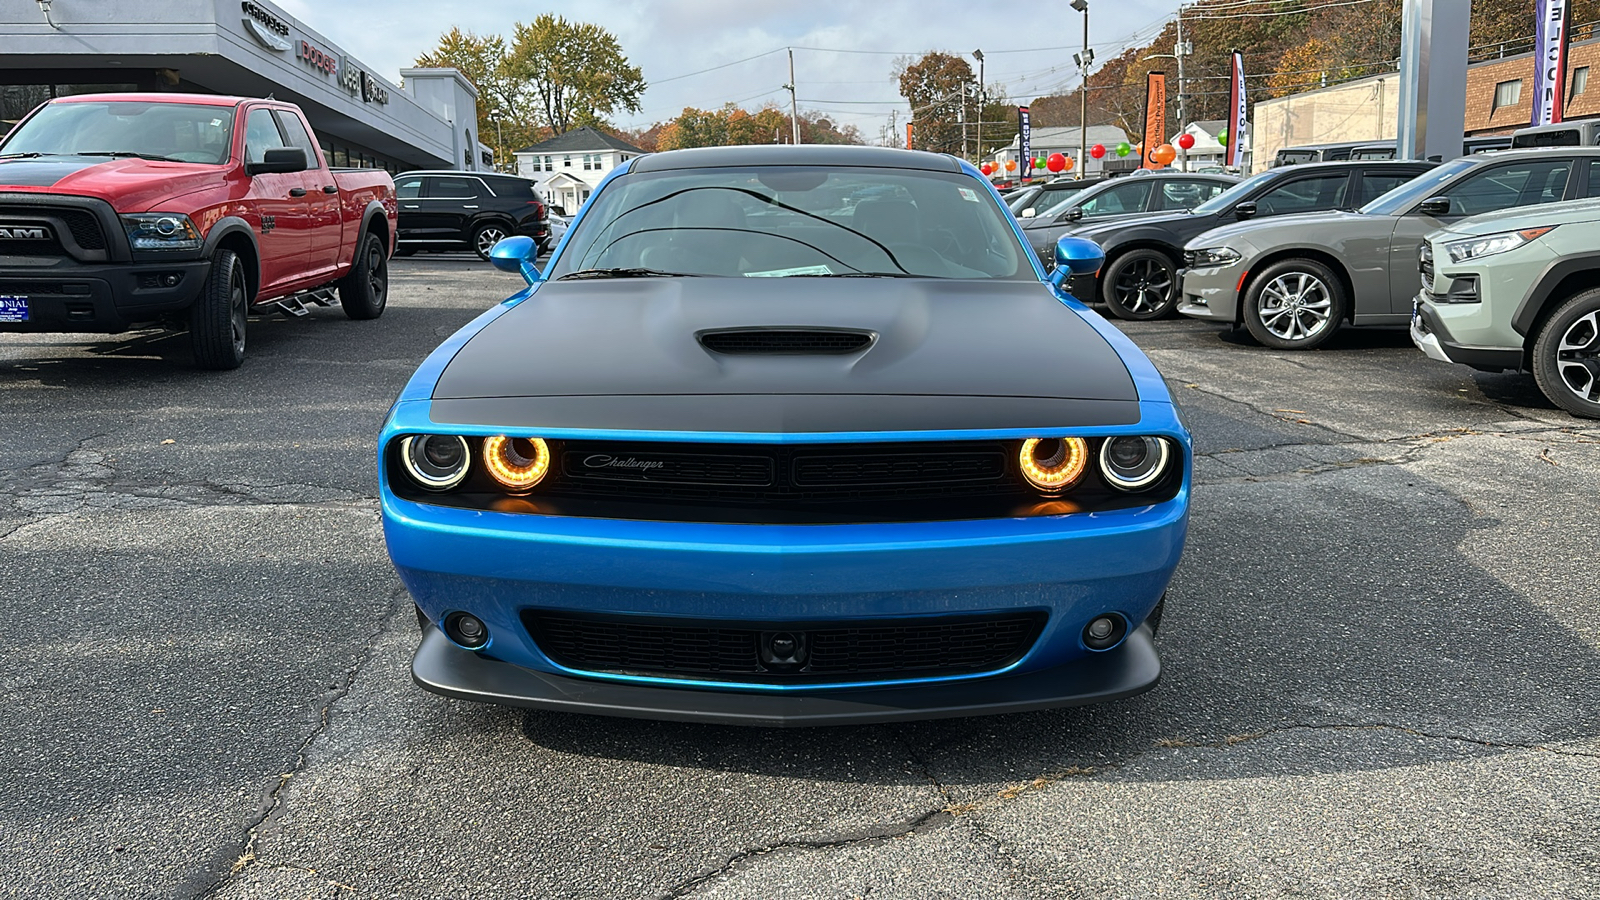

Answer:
[0,204,109,258]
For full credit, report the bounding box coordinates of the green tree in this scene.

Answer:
[896,52,976,156]
[508,15,646,135]
[414,27,537,169]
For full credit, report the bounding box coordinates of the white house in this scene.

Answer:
[1168,120,1253,172]
[513,126,646,214]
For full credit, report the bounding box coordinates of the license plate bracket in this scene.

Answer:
[0,296,28,323]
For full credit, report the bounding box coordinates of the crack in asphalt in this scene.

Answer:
[660,807,952,899]
[194,593,410,900]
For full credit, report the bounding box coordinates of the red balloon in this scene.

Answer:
[1046,152,1066,173]
[980,162,994,175]
[1090,144,1106,159]
[1177,133,1196,150]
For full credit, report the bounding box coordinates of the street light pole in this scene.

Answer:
[1071,0,1089,180]
[787,48,801,144]
[974,49,985,167]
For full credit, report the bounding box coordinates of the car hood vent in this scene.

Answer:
[698,328,874,355]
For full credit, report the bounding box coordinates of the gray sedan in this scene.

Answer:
[1179,148,1600,349]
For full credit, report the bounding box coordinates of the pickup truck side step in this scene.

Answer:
[262,286,338,318]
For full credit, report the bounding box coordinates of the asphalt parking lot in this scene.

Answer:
[2,253,1596,899]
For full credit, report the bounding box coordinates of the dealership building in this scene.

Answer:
[0,0,486,174]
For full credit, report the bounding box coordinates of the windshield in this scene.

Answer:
[550,166,1032,280]
[1192,169,1281,214]
[0,101,235,164]
[1359,158,1475,214]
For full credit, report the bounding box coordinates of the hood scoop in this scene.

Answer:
[697,328,874,356]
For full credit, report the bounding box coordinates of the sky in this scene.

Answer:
[275,0,1177,143]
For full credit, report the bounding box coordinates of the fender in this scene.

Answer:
[1510,252,1600,337]
[353,198,390,252]
[201,216,259,259]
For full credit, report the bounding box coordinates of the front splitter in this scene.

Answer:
[411,624,1161,727]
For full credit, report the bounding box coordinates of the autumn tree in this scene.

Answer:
[896,52,977,156]
[508,15,646,135]
[654,104,863,151]
[414,27,538,168]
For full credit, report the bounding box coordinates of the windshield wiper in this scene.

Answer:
[0,152,46,159]
[75,151,185,162]
[786,272,919,278]
[558,267,698,280]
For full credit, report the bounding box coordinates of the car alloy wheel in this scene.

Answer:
[1257,272,1333,342]
[228,270,246,358]
[367,240,388,302]
[474,225,508,260]
[1103,249,1178,321]
[1532,288,1600,419]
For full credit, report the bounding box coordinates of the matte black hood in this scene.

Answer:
[0,156,108,187]
[430,278,1142,433]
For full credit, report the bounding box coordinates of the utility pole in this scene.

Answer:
[786,48,801,145]
[974,49,985,165]
[1176,8,1190,172]
[888,109,899,148]
[1071,0,1090,180]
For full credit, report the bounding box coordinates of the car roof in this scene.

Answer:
[631,144,964,173]
[399,170,531,179]
[52,92,245,107]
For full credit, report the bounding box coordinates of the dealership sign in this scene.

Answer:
[240,1,290,51]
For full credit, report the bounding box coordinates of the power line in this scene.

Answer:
[651,48,785,85]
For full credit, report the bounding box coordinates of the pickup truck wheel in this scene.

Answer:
[1242,258,1347,350]
[1102,249,1180,320]
[189,249,247,370]
[472,223,509,260]
[1532,288,1600,419]
[338,232,388,320]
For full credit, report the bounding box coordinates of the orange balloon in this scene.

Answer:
[1152,144,1178,166]
[1005,159,1017,171]
[1062,156,1075,172]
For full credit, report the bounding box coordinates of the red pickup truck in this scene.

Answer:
[0,93,397,369]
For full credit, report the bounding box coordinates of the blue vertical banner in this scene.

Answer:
[1018,106,1032,179]
[1532,0,1571,126]
[1225,51,1246,169]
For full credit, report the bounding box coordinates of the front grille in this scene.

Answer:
[699,329,873,355]
[0,280,91,296]
[0,204,108,255]
[1419,241,1434,291]
[523,611,1046,683]
[60,210,106,250]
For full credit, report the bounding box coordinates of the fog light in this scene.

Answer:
[484,435,550,491]
[1082,613,1128,651]
[1019,437,1088,492]
[444,612,490,649]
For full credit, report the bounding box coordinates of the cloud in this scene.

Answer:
[273,0,1174,142]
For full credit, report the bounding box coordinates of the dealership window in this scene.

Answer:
[1493,79,1522,112]
[1573,67,1590,97]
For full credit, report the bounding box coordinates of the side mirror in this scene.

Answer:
[1066,207,1086,223]
[1417,196,1453,217]
[1233,201,1258,220]
[246,147,307,175]
[1020,208,1037,218]
[1048,236,1105,292]
[488,235,544,285]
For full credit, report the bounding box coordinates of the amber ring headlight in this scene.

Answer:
[1098,436,1171,491]
[483,436,551,491]
[399,434,471,491]
[1019,437,1088,492]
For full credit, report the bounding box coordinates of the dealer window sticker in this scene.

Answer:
[958,187,981,202]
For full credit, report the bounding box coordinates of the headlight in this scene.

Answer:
[1443,226,1554,263]
[1098,436,1172,491]
[399,435,471,491]
[120,213,203,251]
[1019,437,1088,492]
[1186,247,1241,268]
[483,436,550,491]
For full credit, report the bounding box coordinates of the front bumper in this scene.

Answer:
[0,258,211,332]
[1411,297,1522,372]
[413,620,1161,726]
[1177,264,1242,322]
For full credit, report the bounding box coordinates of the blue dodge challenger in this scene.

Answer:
[380,145,1190,726]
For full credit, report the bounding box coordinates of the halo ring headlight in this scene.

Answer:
[1098,436,1171,491]
[399,434,471,491]
[484,435,550,491]
[1019,437,1089,492]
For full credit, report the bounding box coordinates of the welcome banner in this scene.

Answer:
[1225,51,1246,168]
[1532,0,1571,125]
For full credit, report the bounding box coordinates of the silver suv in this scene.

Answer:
[1412,191,1600,419]
[1180,149,1600,350]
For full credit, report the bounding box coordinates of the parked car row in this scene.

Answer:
[1044,144,1600,419]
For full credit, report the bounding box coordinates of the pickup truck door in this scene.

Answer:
[242,107,308,296]
[274,109,343,276]
[1388,157,1577,313]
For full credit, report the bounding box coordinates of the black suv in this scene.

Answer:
[1058,160,1437,320]
[394,171,549,260]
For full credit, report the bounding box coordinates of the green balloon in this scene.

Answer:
[1116,142,1132,157]
[1218,132,1229,147]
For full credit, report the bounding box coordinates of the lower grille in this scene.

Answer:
[524,611,1046,684]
